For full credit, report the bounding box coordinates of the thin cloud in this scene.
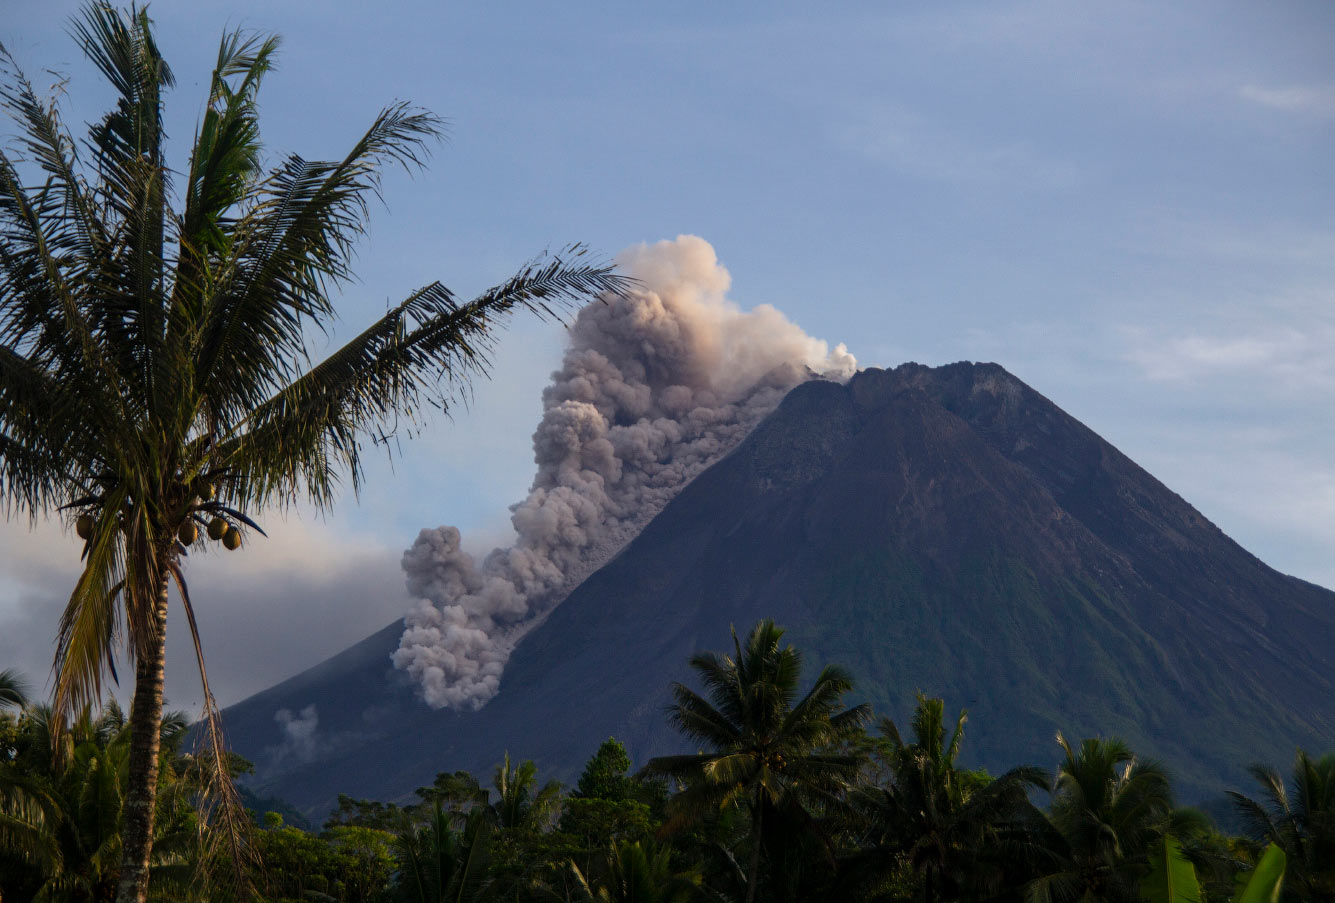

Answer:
[837,103,1081,189]
[1120,323,1335,392]
[1240,83,1335,117]
[1123,329,1299,381]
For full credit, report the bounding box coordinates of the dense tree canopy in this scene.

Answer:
[1,618,1326,902]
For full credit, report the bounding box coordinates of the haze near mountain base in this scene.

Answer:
[393,235,856,709]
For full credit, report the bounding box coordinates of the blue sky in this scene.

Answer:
[2,0,1332,709]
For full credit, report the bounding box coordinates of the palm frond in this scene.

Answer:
[194,102,443,419]
[0,129,141,463]
[178,28,276,255]
[52,487,128,723]
[73,2,175,394]
[639,753,716,781]
[0,342,107,519]
[168,561,256,897]
[0,666,32,709]
[0,784,64,875]
[216,253,628,509]
[668,683,742,748]
[0,42,104,262]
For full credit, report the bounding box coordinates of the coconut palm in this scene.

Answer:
[844,696,1049,903]
[642,619,870,903]
[0,668,29,711]
[1229,749,1335,903]
[1026,735,1185,903]
[0,5,626,901]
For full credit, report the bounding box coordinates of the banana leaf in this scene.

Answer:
[1234,843,1286,903]
[1141,834,1203,903]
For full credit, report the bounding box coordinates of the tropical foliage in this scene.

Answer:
[0,700,201,901]
[565,840,701,903]
[842,695,1048,903]
[1229,751,1335,903]
[0,618,1326,902]
[1026,735,1182,903]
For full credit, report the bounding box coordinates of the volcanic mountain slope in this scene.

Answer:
[221,362,1335,820]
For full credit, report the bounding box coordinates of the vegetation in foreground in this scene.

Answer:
[2,622,1331,903]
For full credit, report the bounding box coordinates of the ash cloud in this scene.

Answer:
[393,236,856,709]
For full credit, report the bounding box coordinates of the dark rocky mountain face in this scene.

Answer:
[220,362,1335,820]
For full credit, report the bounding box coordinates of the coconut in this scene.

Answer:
[207,517,228,541]
[178,521,198,546]
[199,482,216,502]
[222,526,242,550]
[76,514,94,540]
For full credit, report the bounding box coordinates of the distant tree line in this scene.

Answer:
[1,621,1331,902]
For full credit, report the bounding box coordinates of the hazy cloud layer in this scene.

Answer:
[0,516,406,711]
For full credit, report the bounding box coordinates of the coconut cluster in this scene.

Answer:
[181,482,244,550]
[71,480,246,551]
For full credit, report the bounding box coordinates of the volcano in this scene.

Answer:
[220,362,1335,820]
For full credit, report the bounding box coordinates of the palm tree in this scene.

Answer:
[567,839,702,903]
[846,695,1048,903]
[0,5,626,901]
[1229,749,1335,903]
[492,753,564,833]
[642,619,870,903]
[1026,734,1183,903]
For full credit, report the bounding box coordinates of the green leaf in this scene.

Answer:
[1141,834,1202,903]
[1233,843,1286,903]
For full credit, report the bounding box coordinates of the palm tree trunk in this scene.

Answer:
[745,798,764,903]
[115,571,170,903]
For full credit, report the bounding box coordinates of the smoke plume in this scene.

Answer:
[393,236,856,709]
[269,705,320,768]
